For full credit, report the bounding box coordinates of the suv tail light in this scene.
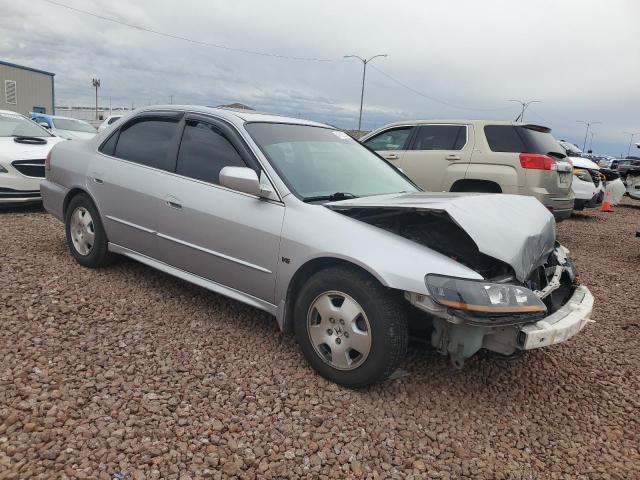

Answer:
[519,153,556,170]
[45,150,52,171]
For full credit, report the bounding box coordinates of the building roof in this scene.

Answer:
[0,60,55,77]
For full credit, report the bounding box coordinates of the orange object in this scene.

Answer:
[601,189,613,212]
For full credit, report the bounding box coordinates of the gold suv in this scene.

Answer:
[360,120,574,221]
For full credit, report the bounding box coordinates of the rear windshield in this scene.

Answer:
[53,118,97,133]
[485,125,564,156]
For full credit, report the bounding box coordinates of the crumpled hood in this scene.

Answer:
[327,192,556,282]
[569,156,600,170]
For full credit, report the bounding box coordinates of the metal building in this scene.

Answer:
[0,60,55,116]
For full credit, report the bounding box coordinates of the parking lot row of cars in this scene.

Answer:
[2,108,637,210]
[360,121,632,220]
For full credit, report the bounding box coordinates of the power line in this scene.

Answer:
[368,64,511,112]
[41,0,333,62]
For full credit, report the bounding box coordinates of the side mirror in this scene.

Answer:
[38,122,50,129]
[219,166,263,197]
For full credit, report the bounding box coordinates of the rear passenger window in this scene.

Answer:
[484,126,526,152]
[176,120,246,185]
[114,118,179,169]
[363,127,413,151]
[412,125,466,150]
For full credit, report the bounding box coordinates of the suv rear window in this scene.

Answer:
[485,125,564,156]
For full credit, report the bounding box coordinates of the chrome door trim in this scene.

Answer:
[156,232,273,274]
[108,243,278,315]
[105,214,156,234]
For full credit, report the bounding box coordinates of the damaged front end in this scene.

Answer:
[327,193,593,368]
[405,244,591,368]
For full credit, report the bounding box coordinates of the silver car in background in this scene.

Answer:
[41,106,593,387]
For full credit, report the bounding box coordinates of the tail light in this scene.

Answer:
[45,150,52,171]
[519,153,556,170]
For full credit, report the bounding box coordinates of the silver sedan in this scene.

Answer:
[41,106,593,387]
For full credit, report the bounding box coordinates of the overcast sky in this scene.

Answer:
[1,0,639,155]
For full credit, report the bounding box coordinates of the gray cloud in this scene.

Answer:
[1,0,639,154]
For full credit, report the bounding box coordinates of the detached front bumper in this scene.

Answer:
[517,285,593,350]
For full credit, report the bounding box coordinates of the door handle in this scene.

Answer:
[92,177,104,184]
[445,154,461,161]
[385,154,399,160]
[166,200,182,209]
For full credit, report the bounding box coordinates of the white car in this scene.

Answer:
[31,114,97,140]
[559,141,604,210]
[0,110,65,204]
[97,115,123,132]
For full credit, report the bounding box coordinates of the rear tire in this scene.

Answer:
[65,193,114,268]
[293,266,408,388]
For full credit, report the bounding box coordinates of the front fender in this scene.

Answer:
[274,203,483,309]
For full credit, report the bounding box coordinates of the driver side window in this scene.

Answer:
[176,120,247,185]
[364,127,413,151]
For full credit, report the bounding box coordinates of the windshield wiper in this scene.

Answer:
[302,192,358,203]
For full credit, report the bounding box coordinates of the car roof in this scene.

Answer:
[373,119,544,128]
[132,105,332,129]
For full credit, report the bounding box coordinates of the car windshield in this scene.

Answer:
[53,118,97,133]
[0,112,53,137]
[246,123,418,200]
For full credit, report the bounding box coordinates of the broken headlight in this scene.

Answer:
[425,274,547,315]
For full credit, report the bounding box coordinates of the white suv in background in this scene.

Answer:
[558,141,604,210]
[0,110,64,204]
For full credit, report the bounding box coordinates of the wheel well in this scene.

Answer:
[282,258,384,334]
[450,179,502,193]
[63,188,89,217]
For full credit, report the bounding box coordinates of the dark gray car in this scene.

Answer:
[41,106,593,387]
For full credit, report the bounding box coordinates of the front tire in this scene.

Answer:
[293,267,408,388]
[65,193,114,268]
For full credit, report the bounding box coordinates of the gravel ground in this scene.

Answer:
[1,199,639,480]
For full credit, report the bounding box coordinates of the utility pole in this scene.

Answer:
[577,120,601,152]
[509,99,541,122]
[589,131,594,152]
[92,78,100,120]
[624,132,640,157]
[344,53,388,131]
[169,95,173,105]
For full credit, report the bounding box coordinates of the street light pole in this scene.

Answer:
[344,54,388,131]
[92,78,100,120]
[509,99,541,122]
[589,131,594,152]
[624,132,640,157]
[577,120,601,152]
